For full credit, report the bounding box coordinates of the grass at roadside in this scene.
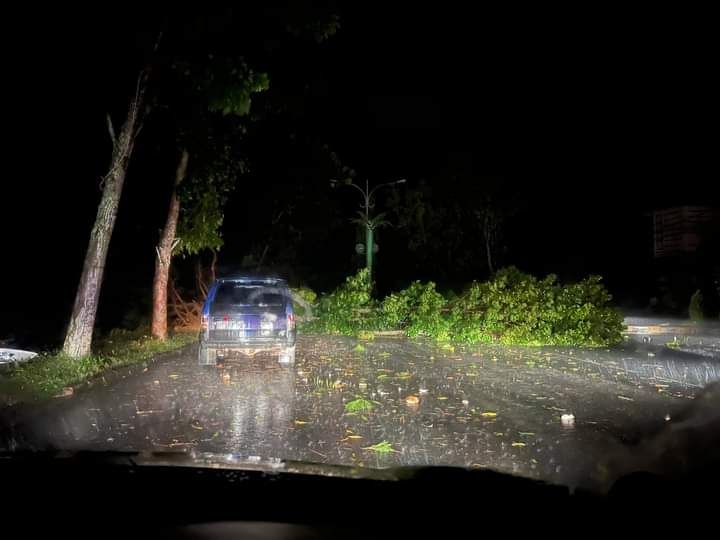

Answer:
[5,328,196,400]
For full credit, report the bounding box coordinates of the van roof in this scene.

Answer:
[216,276,288,286]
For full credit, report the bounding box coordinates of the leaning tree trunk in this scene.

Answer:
[62,77,147,358]
[151,149,189,339]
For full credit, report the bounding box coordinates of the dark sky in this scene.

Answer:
[4,5,718,346]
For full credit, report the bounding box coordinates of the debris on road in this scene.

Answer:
[54,387,74,398]
[1,333,711,493]
[405,395,419,406]
[0,348,38,366]
[363,441,396,453]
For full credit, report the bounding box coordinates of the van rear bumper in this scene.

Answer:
[201,336,295,352]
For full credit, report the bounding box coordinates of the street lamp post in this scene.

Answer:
[331,177,406,278]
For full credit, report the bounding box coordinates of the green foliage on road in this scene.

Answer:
[303,269,379,334]
[380,281,450,339]
[345,398,374,413]
[303,267,624,347]
[290,286,318,317]
[363,440,396,453]
[291,287,318,305]
[445,268,624,346]
[8,328,196,400]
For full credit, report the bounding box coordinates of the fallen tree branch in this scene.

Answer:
[169,278,202,330]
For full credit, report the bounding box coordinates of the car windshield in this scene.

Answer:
[2,6,718,497]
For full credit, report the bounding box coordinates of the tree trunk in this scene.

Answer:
[151,149,189,339]
[256,244,269,271]
[62,79,146,358]
[484,213,494,274]
[196,259,205,298]
[209,250,217,284]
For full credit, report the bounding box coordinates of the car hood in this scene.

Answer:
[0,449,546,484]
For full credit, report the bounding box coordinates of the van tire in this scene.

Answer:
[278,345,295,365]
[198,344,216,366]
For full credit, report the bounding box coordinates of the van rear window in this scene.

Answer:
[214,284,286,307]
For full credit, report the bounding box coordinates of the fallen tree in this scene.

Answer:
[303,267,625,347]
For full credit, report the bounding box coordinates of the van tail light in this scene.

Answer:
[201,314,209,331]
[287,313,295,331]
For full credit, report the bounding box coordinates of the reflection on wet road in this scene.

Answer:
[2,335,716,491]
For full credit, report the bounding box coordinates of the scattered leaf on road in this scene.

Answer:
[405,395,420,406]
[363,441,396,453]
[345,398,374,413]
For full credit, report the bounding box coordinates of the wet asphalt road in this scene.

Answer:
[2,335,716,491]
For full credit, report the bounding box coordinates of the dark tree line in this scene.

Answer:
[63,7,339,357]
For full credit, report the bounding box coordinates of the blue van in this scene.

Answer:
[198,277,296,366]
